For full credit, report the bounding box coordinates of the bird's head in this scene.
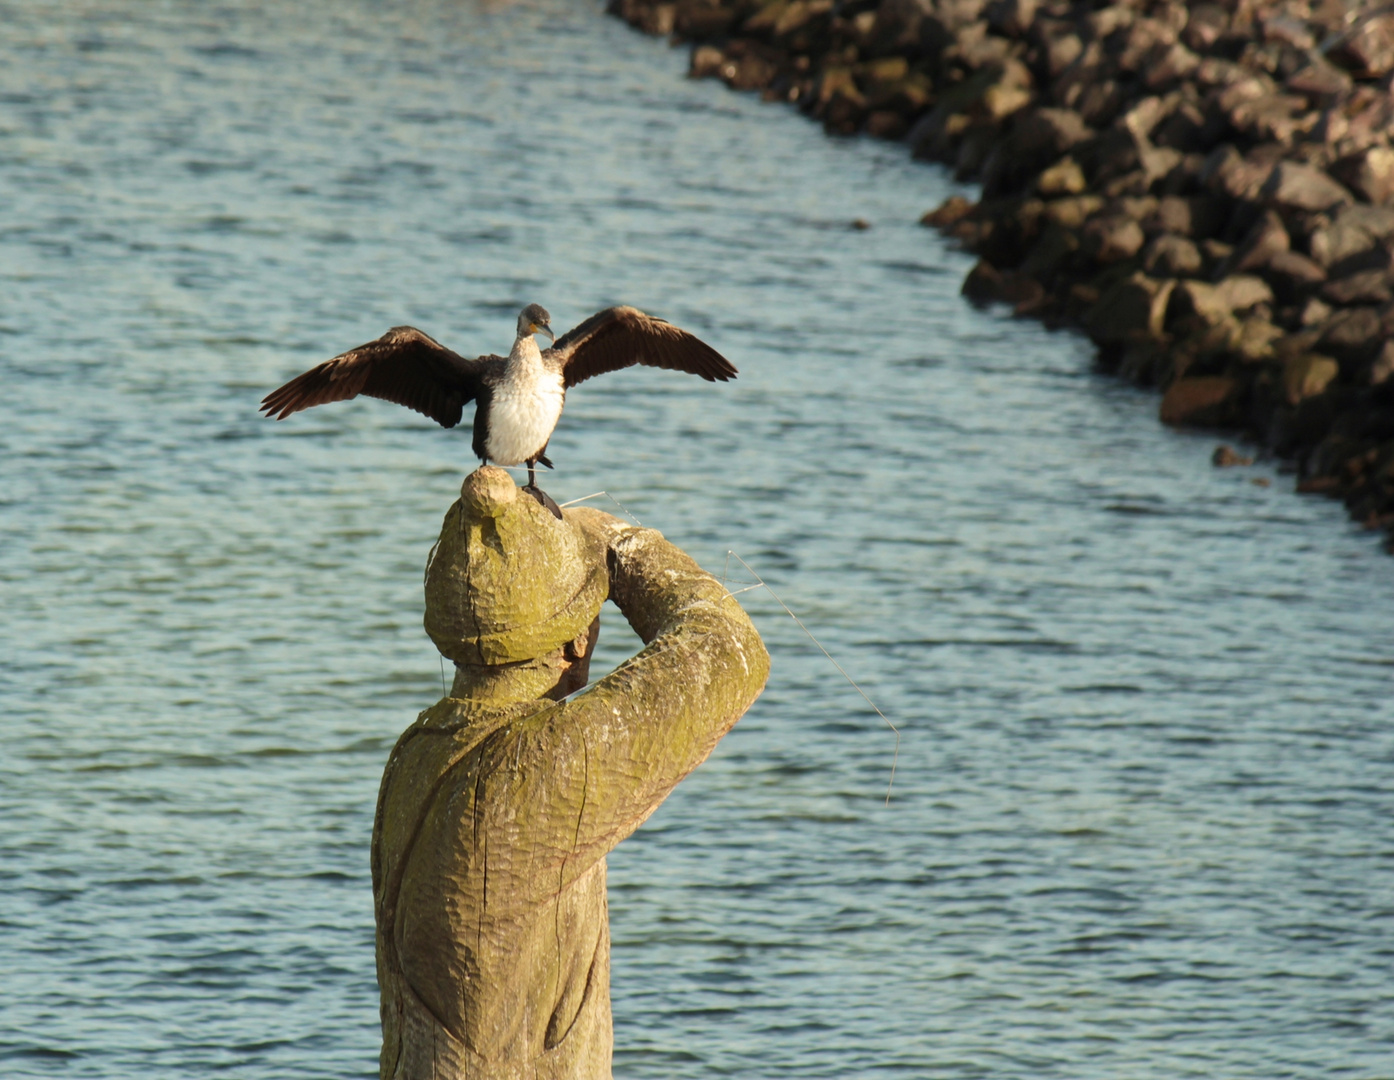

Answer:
[517,303,554,344]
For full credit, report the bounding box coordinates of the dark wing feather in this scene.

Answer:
[548,306,737,389]
[259,326,485,428]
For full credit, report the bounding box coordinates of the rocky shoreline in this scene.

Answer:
[610,0,1394,550]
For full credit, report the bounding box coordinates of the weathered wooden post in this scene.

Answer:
[371,467,769,1079]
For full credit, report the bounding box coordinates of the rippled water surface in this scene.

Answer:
[4,2,1394,1077]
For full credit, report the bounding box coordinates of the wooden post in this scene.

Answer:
[371,467,769,1080]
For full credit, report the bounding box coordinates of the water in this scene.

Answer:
[3,1,1392,1076]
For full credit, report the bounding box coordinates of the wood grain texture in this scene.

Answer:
[372,473,769,1080]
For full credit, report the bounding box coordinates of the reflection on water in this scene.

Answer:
[3,1,1393,1077]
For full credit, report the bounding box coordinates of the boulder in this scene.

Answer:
[1328,13,1394,79]
[1036,156,1087,195]
[1044,33,1084,78]
[1043,194,1104,228]
[1151,100,1208,152]
[1160,376,1239,425]
[1143,194,1225,239]
[1169,279,1233,326]
[1329,146,1394,207]
[1214,274,1274,313]
[1264,250,1327,304]
[1370,340,1394,386]
[1085,272,1175,344]
[985,0,1035,39]
[1319,306,1385,365]
[1228,317,1281,363]
[921,195,975,227]
[1183,3,1229,52]
[1143,233,1203,277]
[1261,161,1355,213]
[1081,214,1146,263]
[1321,268,1394,306]
[1019,220,1081,280]
[1201,144,1268,201]
[1212,444,1254,466]
[1216,209,1289,275]
[1284,60,1352,106]
[1308,205,1394,269]
[690,45,727,79]
[1282,353,1340,404]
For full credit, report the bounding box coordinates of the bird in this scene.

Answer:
[260,304,736,516]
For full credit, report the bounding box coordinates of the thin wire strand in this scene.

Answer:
[726,551,900,806]
[556,489,645,526]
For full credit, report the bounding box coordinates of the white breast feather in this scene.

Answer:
[486,363,565,466]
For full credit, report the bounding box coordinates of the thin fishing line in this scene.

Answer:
[726,550,900,806]
[556,489,645,526]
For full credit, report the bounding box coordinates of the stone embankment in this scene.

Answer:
[610,0,1394,548]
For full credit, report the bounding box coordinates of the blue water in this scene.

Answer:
[3,1,1393,1076]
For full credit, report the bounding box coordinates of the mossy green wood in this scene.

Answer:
[373,474,770,1080]
[424,468,609,666]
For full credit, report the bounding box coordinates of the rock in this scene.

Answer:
[1329,146,1394,207]
[1217,209,1289,276]
[1308,205,1394,269]
[866,110,909,138]
[1300,297,1332,326]
[1170,279,1233,326]
[1212,444,1254,466]
[909,61,1028,159]
[1228,91,1315,146]
[673,0,738,37]
[1201,144,1269,201]
[1019,220,1080,279]
[921,195,975,228]
[1044,33,1084,77]
[1261,161,1355,213]
[1043,194,1104,228]
[985,0,1035,39]
[962,258,1004,303]
[1144,43,1202,91]
[1262,14,1315,50]
[1264,250,1327,304]
[1214,274,1274,313]
[1143,195,1225,239]
[690,45,727,79]
[1081,214,1145,263]
[1184,3,1229,53]
[1322,268,1394,306]
[1036,156,1087,195]
[1143,233,1203,277]
[1284,60,1352,105]
[1369,340,1394,386]
[1328,13,1394,80]
[1085,272,1175,344]
[1283,353,1341,404]
[1319,305,1385,365]
[1232,317,1284,363]
[1151,100,1208,152]
[1160,375,1239,425]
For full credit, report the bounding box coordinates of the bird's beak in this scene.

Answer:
[539,323,555,343]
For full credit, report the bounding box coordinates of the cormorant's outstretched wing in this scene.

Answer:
[547,306,737,389]
[260,326,486,429]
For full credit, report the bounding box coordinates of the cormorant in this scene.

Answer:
[260,304,736,515]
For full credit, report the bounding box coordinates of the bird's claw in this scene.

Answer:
[523,485,563,520]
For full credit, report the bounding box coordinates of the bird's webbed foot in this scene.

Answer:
[523,485,564,520]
